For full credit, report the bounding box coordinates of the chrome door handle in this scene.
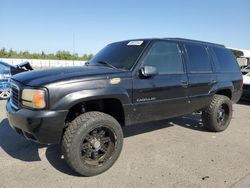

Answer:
[209,80,217,85]
[181,80,188,88]
[211,80,217,83]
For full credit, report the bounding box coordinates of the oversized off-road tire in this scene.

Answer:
[62,111,123,176]
[202,94,233,132]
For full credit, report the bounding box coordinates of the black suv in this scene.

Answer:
[6,38,242,176]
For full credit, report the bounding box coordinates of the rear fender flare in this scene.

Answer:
[209,81,234,96]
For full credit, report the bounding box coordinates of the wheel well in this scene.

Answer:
[215,89,232,99]
[65,99,125,126]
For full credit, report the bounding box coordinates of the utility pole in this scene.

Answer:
[73,32,75,64]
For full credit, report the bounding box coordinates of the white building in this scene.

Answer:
[0,58,87,68]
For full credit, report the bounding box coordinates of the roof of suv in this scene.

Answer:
[122,38,224,48]
[163,38,224,47]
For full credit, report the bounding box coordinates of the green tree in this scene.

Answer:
[0,47,93,61]
[41,51,46,59]
[0,48,7,57]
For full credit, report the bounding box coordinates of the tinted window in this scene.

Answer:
[0,64,8,69]
[142,41,183,74]
[185,44,212,72]
[212,47,240,72]
[0,63,10,74]
[89,41,148,70]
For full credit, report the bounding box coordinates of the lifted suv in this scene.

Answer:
[6,38,242,176]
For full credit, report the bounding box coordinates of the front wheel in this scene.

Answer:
[202,94,233,132]
[62,111,123,176]
[0,89,11,99]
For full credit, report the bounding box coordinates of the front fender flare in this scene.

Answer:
[52,87,131,110]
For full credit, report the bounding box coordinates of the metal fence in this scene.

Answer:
[0,58,87,68]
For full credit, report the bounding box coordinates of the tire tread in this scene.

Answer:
[61,111,123,176]
[202,94,232,132]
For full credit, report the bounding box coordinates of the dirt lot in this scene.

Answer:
[0,100,250,188]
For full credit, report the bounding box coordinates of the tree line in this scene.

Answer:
[0,48,93,61]
[0,47,241,61]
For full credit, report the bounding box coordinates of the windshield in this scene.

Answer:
[0,64,10,74]
[89,40,148,70]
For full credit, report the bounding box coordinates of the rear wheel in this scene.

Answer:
[62,111,123,176]
[202,94,232,132]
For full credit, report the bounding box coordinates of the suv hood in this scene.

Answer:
[12,66,123,86]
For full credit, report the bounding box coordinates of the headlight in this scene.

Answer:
[21,89,46,109]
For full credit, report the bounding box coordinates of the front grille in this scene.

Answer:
[11,85,19,108]
[243,84,250,90]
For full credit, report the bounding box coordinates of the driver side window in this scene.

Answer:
[142,41,184,74]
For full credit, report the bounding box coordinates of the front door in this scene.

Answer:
[132,41,190,124]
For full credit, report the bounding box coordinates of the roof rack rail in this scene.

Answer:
[163,37,224,47]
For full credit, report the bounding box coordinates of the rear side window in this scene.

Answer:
[212,47,240,72]
[185,44,212,72]
[142,41,183,74]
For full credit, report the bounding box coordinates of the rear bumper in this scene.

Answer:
[232,89,243,103]
[6,100,68,144]
[242,89,250,100]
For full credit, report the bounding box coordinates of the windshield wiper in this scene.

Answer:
[86,60,126,71]
[95,61,119,70]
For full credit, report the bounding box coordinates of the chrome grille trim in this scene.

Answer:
[10,83,19,109]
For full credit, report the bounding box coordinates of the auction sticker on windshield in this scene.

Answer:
[127,41,143,45]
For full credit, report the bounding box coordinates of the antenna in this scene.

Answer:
[73,32,75,55]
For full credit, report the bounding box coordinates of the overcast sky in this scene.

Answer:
[1,0,249,55]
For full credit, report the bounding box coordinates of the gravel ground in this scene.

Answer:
[0,100,250,188]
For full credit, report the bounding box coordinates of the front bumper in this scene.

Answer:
[6,100,68,144]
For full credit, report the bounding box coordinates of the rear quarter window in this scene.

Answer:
[212,47,240,72]
[185,44,212,73]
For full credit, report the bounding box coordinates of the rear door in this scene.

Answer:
[132,41,190,124]
[182,43,216,111]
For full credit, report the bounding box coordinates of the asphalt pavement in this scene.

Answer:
[0,100,250,188]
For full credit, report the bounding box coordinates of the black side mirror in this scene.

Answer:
[139,66,158,78]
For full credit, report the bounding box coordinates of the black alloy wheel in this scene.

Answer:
[80,126,117,167]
